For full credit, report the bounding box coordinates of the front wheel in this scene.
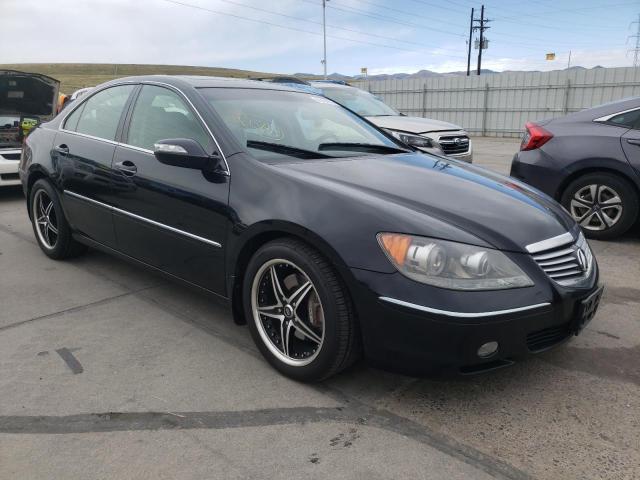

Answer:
[561,173,639,240]
[243,238,360,382]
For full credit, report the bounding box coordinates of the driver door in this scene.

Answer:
[110,84,230,294]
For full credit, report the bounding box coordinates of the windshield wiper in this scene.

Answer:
[246,140,332,159]
[317,142,410,154]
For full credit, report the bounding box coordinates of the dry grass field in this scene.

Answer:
[0,63,281,93]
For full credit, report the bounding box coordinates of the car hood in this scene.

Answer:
[366,115,463,134]
[275,153,576,253]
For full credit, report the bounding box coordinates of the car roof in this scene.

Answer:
[101,75,308,93]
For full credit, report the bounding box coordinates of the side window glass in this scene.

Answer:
[75,85,135,140]
[63,104,85,131]
[609,109,640,129]
[126,85,210,151]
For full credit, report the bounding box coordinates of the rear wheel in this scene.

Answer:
[243,238,360,382]
[29,179,86,259]
[561,173,639,240]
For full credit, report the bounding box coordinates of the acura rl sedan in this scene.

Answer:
[20,76,602,381]
[511,97,640,240]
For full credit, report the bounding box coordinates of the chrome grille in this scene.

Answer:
[530,233,594,286]
[437,135,470,155]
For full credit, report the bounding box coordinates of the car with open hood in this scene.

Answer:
[1,70,59,187]
[310,80,473,162]
[20,76,601,381]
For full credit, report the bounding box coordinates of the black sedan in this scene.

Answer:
[20,76,602,381]
[511,97,640,240]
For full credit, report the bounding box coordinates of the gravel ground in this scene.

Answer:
[1,137,638,479]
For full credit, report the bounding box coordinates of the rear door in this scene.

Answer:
[111,84,229,294]
[55,84,137,247]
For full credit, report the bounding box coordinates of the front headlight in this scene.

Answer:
[387,130,433,148]
[377,233,533,290]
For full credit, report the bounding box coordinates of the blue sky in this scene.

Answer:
[2,0,639,75]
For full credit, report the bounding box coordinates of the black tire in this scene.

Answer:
[561,172,639,240]
[243,238,360,382]
[29,179,87,259]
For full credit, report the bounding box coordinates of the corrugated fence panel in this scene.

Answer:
[353,67,640,137]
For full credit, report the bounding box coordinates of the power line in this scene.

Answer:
[301,0,467,38]
[337,0,467,27]
[495,1,639,21]
[159,0,467,58]
[210,0,463,51]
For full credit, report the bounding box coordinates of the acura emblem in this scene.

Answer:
[576,249,587,272]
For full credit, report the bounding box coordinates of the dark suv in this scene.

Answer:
[511,97,640,240]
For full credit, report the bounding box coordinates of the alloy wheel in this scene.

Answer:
[33,189,59,249]
[569,184,623,231]
[251,259,325,367]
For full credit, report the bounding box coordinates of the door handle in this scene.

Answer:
[54,144,69,155]
[627,139,640,146]
[114,160,138,176]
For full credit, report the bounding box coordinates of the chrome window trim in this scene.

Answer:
[118,143,154,154]
[379,297,550,318]
[58,80,230,175]
[63,190,222,248]
[59,81,140,132]
[58,129,120,145]
[525,232,574,254]
[593,106,640,123]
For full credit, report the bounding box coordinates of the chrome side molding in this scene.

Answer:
[379,296,550,318]
[63,190,222,248]
[525,232,574,254]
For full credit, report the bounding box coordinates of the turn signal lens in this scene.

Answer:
[379,233,411,265]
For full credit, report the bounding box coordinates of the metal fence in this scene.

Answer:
[352,67,640,137]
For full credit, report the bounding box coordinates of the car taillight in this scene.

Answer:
[520,122,553,151]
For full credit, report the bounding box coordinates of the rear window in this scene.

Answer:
[71,85,135,141]
[608,109,640,129]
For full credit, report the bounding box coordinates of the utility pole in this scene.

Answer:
[567,50,572,70]
[629,13,640,67]
[466,8,474,76]
[322,0,328,79]
[474,5,490,76]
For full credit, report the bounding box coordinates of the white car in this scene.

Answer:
[310,81,473,162]
[0,70,60,186]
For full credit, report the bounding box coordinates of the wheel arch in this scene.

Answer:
[227,221,360,326]
[555,163,640,202]
[24,166,52,220]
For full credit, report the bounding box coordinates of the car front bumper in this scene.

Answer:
[0,149,22,187]
[349,263,600,376]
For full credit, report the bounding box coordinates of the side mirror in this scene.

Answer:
[153,138,221,172]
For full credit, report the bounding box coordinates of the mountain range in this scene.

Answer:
[294,65,601,82]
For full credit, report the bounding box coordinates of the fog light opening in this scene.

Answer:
[477,341,499,358]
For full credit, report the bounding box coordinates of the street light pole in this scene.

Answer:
[322,0,328,79]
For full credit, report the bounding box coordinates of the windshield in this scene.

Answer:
[318,87,399,117]
[200,88,403,161]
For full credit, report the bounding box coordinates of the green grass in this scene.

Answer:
[0,63,282,93]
